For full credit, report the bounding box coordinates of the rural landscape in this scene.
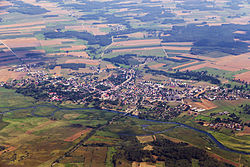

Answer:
[0,0,250,166]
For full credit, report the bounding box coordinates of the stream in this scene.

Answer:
[1,105,249,155]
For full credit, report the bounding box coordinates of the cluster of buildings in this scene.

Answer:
[1,66,249,123]
[203,122,242,131]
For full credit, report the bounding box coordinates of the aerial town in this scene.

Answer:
[1,64,249,132]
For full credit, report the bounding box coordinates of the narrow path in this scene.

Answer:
[50,112,127,167]
[100,36,114,58]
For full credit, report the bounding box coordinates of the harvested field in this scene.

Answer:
[163,42,193,45]
[50,66,62,76]
[0,21,45,29]
[60,45,87,51]
[0,1,12,6]
[106,64,116,69]
[174,10,190,16]
[126,32,147,38]
[0,25,45,32]
[234,31,247,34]
[182,53,250,71]
[1,38,40,48]
[169,57,183,60]
[149,63,165,69]
[186,98,217,110]
[132,162,156,167]
[78,68,96,73]
[113,39,162,47]
[64,128,92,142]
[112,47,163,53]
[65,59,100,65]
[136,135,154,143]
[0,12,8,15]
[173,61,199,69]
[0,45,6,49]
[237,127,250,136]
[161,33,171,37]
[229,16,250,25]
[65,25,107,35]
[234,71,250,83]
[25,120,55,135]
[143,145,153,151]
[200,98,217,110]
[207,23,223,26]
[208,152,240,167]
[0,69,26,82]
[164,46,191,51]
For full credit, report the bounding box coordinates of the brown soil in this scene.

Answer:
[112,47,163,53]
[173,61,199,70]
[64,128,92,142]
[2,38,41,48]
[182,53,250,71]
[0,68,26,82]
[149,63,165,69]
[208,152,240,167]
[237,126,250,136]
[136,135,154,143]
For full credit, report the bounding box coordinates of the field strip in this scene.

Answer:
[0,21,46,29]
[112,46,164,53]
[163,46,191,51]
[112,39,162,47]
[0,26,45,32]
[234,71,250,83]
[25,120,55,134]
[172,61,199,69]
[64,128,92,142]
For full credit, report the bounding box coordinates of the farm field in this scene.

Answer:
[0,87,249,166]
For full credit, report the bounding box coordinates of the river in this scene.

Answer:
[1,105,249,155]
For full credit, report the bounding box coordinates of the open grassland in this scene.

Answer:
[195,67,249,80]
[112,39,162,47]
[0,87,35,108]
[0,87,249,166]
[209,131,250,153]
[105,48,166,58]
[0,87,121,166]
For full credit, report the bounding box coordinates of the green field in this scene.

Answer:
[0,87,249,166]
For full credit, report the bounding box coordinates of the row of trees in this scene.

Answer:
[146,69,221,84]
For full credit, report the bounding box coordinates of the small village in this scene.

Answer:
[1,64,249,131]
